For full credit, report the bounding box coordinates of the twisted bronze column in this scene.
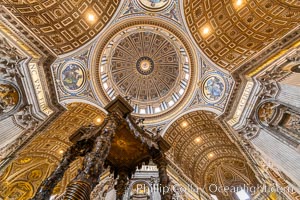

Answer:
[31,138,93,200]
[115,169,129,200]
[63,113,120,200]
[153,152,173,200]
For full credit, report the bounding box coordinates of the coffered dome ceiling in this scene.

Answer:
[1,0,120,54]
[184,0,300,71]
[92,19,197,121]
[111,31,179,102]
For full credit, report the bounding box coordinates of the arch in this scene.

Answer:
[60,98,108,115]
[0,155,58,198]
[178,0,230,74]
[0,102,106,199]
[1,1,122,55]
[127,180,153,200]
[161,106,221,137]
[164,110,259,199]
[183,0,300,71]
[255,99,300,148]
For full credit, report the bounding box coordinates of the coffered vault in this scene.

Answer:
[0,0,121,54]
[184,0,300,71]
[164,110,259,199]
[0,0,300,199]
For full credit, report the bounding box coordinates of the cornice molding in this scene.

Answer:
[222,27,300,122]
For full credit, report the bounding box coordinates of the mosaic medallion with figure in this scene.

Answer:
[137,0,171,11]
[60,62,85,93]
[201,75,225,103]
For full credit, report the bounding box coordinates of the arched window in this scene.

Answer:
[129,182,151,200]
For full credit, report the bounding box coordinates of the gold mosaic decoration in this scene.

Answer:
[164,111,258,198]
[184,0,300,71]
[0,103,106,199]
[1,0,120,54]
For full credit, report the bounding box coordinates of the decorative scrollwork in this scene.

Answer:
[257,66,290,99]
[14,105,39,130]
[0,38,25,80]
[239,119,260,140]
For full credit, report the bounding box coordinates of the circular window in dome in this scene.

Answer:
[95,24,195,117]
[136,56,155,75]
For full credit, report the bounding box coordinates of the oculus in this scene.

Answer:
[136,56,155,75]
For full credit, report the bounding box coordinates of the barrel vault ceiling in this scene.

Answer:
[164,110,258,199]
[184,0,300,71]
[0,0,120,55]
